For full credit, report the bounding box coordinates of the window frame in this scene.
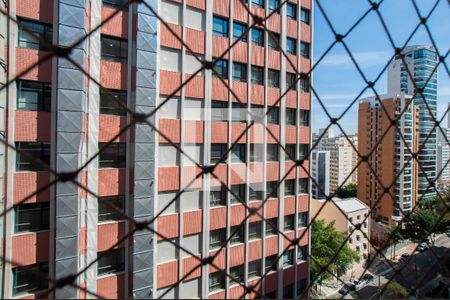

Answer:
[301,8,311,25]
[15,142,50,172]
[251,28,265,46]
[210,229,226,250]
[18,18,53,50]
[284,215,295,231]
[210,186,227,207]
[286,37,297,55]
[17,80,51,112]
[209,272,225,292]
[300,42,310,59]
[213,59,229,79]
[213,16,229,38]
[268,69,280,88]
[267,144,279,162]
[98,195,126,223]
[230,184,246,204]
[12,262,49,296]
[14,202,49,233]
[101,35,128,63]
[98,142,127,168]
[286,108,297,126]
[97,248,125,276]
[232,62,247,83]
[233,21,247,42]
[286,72,297,91]
[211,144,228,164]
[211,100,228,121]
[286,3,297,20]
[100,89,127,116]
[251,66,264,85]
[248,222,262,240]
[267,32,280,50]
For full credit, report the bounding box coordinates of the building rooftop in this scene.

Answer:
[328,197,368,214]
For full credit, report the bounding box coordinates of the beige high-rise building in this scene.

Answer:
[357,94,419,227]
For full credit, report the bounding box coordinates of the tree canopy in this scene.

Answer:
[311,219,360,283]
[335,183,357,198]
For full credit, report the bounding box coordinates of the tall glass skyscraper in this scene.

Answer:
[388,45,438,200]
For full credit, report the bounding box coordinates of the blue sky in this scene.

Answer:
[312,0,450,134]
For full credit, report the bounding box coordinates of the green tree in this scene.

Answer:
[383,281,409,299]
[311,220,360,283]
[335,183,357,198]
[401,206,449,244]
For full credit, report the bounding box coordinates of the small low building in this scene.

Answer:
[312,197,370,260]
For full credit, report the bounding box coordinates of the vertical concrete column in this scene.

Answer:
[132,0,158,298]
[53,0,89,298]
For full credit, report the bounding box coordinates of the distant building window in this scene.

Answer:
[297,279,307,296]
[251,66,264,85]
[230,184,246,204]
[284,215,295,231]
[233,22,247,42]
[231,144,246,163]
[267,106,280,124]
[251,28,264,46]
[14,202,49,233]
[12,262,49,296]
[267,144,279,161]
[301,8,310,24]
[283,249,294,266]
[232,62,247,82]
[97,248,125,276]
[286,144,296,160]
[266,181,278,198]
[209,272,225,292]
[213,16,228,37]
[210,229,226,249]
[210,186,226,206]
[213,59,229,79]
[211,144,228,164]
[99,143,126,168]
[268,32,280,50]
[286,108,297,126]
[287,38,297,55]
[300,109,310,126]
[300,42,310,58]
[18,18,52,50]
[299,144,309,159]
[265,255,277,272]
[287,3,297,19]
[286,72,297,91]
[230,225,245,244]
[103,0,128,8]
[298,178,309,194]
[15,142,50,171]
[101,35,128,63]
[232,102,246,123]
[249,183,264,201]
[230,265,244,285]
[268,69,280,88]
[248,260,262,279]
[265,217,278,235]
[17,80,51,112]
[100,89,127,116]
[252,0,264,8]
[297,245,307,261]
[298,211,308,227]
[268,0,280,13]
[300,78,310,92]
[249,222,262,240]
[211,100,228,121]
[98,195,126,222]
[285,179,295,196]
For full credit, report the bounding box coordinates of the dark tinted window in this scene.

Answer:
[101,35,128,63]
[17,80,51,111]
[15,142,50,171]
[18,19,52,50]
[213,16,229,37]
[14,202,49,233]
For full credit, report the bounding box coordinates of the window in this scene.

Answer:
[210,187,226,206]
[300,109,309,126]
[99,143,126,168]
[300,42,310,58]
[283,284,294,299]
[285,179,295,196]
[15,142,50,171]
[100,89,127,116]
[297,245,307,261]
[17,80,51,111]
[267,106,279,124]
[232,62,247,82]
[251,66,264,85]
[231,144,246,163]
[98,195,126,222]
[268,69,280,88]
[213,16,228,37]
[14,202,49,233]
[249,143,264,162]
[209,272,225,292]
[103,0,128,8]
[232,102,246,123]
[101,35,128,63]
[287,3,297,20]
[230,184,246,204]
[297,279,307,296]
[213,59,228,79]
[18,18,52,50]
[266,181,278,199]
[251,28,264,46]
[211,101,227,121]
[287,38,297,55]
[249,184,264,201]
[210,229,226,249]
[286,144,296,160]
[301,8,310,25]
[300,78,310,92]
[12,262,48,295]
[286,108,297,125]
[248,260,262,279]
[268,0,280,13]
[298,178,309,194]
[286,72,297,91]
[252,0,264,8]
[299,144,309,159]
[211,144,227,164]
[97,248,125,276]
[248,222,262,240]
[230,265,244,285]
[265,217,278,235]
[283,249,294,266]
[268,32,280,50]
[233,22,247,42]
[298,212,308,227]
[267,144,279,161]
[230,225,245,244]
[284,215,294,231]
[265,255,277,272]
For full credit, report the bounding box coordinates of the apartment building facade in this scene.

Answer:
[388,45,438,200]
[357,94,419,227]
[0,0,312,298]
[311,150,329,200]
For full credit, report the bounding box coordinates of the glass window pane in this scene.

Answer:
[251,28,264,46]
[233,22,247,42]
[213,16,228,37]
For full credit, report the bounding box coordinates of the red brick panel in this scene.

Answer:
[298,228,308,246]
[212,36,230,59]
[265,235,279,256]
[186,29,205,55]
[182,255,202,280]
[184,121,204,143]
[266,14,281,33]
[233,41,248,63]
[12,231,49,265]
[286,91,297,108]
[230,204,245,226]
[301,0,312,9]
[209,290,226,300]
[97,273,125,299]
[97,222,126,251]
[267,49,281,70]
[13,172,51,204]
[229,244,244,267]
[100,60,127,89]
[233,0,248,22]
[284,196,296,215]
[266,162,280,181]
[211,122,228,143]
[210,207,226,230]
[248,162,264,183]
[157,261,178,288]
[297,261,309,279]
[298,160,309,178]
[283,266,296,285]
[229,286,245,299]
[186,0,206,10]
[17,0,53,23]
[183,210,202,235]
[285,162,297,180]
[231,122,247,144]
[14,111,51,142]
[158,166,180,191]
[211,164,228,186]
[213,0,230,17]
[283,230,295,249]
[231,81,248,103]
[300,92,310,110]
[159,119,181,143]
[98,168,126,196]
[286,53,298,73]
[286,18,298,38]
[248,239,262,262]
[16,48,52,82]
[267,88,281,106]
[160,23,182,49]
[230,163,247,185]
[298,194,309,212]
[212,78,229,101]
[265,199,279,219]
[264,271,278,293]
[266,124,280,144]
[248,201,263,223]
[160,70,182,96]
[185,75,205,99]
[79,227,87,254]
[157,214,179,240]
[209,248,226,272]
[99,115,127,143]
[299,126,310,144]
[301,23,311,43]
[300,57,311,73]
[182,166,204,190]
[285,125,297,144]
[251,45,265,67]
[249,124,264,143]
[101,6,129,39]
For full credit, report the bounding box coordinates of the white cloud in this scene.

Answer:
[438,87,450,97]
[319,50,392,68]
